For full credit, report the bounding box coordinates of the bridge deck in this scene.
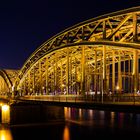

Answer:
[5,94,140,113]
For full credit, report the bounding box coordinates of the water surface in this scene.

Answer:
[1,105,140,140]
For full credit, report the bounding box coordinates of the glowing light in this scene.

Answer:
[12,86,14,92]
[79,109,82,120]
[30,88,32,91]
[2,104,10,123]
[0,129,13,140]
[2,105,9,112]
[62,84,65,87]
[88,109,93,120]
[116,85,119,90]
[63,126,70,140]
[110,112,115,127]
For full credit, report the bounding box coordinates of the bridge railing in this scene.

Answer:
[17,94,140,104]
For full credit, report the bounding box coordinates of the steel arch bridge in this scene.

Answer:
[0,69,19,96]
[1,6,140,97]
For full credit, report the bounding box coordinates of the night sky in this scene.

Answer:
[0,0,140,69]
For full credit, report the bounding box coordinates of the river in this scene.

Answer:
[0,104,140,140]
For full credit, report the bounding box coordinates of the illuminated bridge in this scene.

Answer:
[1,6,140,103]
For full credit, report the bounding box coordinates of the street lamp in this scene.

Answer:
[116,85,120,102]
[42,86,45,95]
[116,85,119,91]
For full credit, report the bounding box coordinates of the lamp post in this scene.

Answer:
[116,85,119,92]
[42,86,45,95]
[30,88,32,95]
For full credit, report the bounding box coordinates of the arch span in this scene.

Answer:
[15,6,140,96]
[0,69,19,95]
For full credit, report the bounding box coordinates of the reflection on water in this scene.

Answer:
[1,104,140,139]
[110,112,115,128]
[0,125,13,140]
[64,107,140,130]
[63,125,70,140]
[0,103,12,140]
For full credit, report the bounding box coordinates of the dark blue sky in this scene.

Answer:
[0,0,139,69]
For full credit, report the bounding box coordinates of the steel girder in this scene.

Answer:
[15,6,140,94]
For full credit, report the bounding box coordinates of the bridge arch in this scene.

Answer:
[0,70,13,95]
[16,6,140,96]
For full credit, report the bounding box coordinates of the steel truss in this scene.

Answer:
[0,70,18,95]
[2,6,140,96]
